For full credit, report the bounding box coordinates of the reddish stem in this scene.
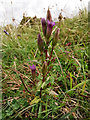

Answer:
[42,75,45,82]
[50,47,54,59]
[45,66,53,77]
[40,88,42,98]
[46,50,48,61]
[44,49,48,62]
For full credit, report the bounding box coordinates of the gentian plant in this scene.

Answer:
[38,8,60,85]
[26,8,60,118]
[30,8,60,99]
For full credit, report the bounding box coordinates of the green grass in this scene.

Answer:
[1,9,90,120]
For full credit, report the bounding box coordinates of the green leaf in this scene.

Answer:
[38,103,42,118]
[30,96,41,105]
[66,80,89,94]
[82,80,86,94]
[73,80,89,89]
[37,80,42,90]
[70,73,73,89]
[6,108,13,116]
[12,102,20,110]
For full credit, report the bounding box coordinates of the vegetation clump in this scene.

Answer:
[1,8,89,120]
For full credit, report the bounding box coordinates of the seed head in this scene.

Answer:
[47,8,52,22]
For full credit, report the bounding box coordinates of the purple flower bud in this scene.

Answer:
[30,64,36,71]
[37,34,44,53]
[4,30,9,35]
[30,65,36,79]
[46,20,55,40]
[52,28,60,47]
[42,61,47,75]
[41,18,47,37]
[47,8,52,22]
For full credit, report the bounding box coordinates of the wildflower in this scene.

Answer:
[47,8,52,22]
[42,61,47,75]
[46,20,55,40]
[52,28,60,47]
[30,65,36,79]
[37,34,44,53]
[4,30,9,35]
[41,18,47,37]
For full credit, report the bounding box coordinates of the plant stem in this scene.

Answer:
[12,69,34,94]
[42,75,45,82]
[50,47,54,59]
[40,87,42,98]
[45,49,48,62]
[20,75,31,94]
[40,53,44,63]
[47,47,54,66]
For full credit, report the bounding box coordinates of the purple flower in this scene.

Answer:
[37,34,44,53]
[46,20,55,40]
[41,18,47,37]
[30,65,36,79]
[30,64,36,71]
[4,30,9,35]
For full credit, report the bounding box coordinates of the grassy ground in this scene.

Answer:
[1,9,90,120]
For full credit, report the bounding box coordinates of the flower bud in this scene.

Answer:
[41,18,47,37]
[52,28,60,47]
[47,8,52,22]
[30,65,36,79]
[4,30,9,35]
[46,20,55,40]
[37,34,44,53]
[42,61,47,75]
